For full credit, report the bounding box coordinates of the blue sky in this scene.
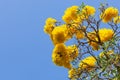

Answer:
[0,0,119,80]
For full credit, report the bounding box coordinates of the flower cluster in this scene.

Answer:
[100,7,119,23]
[62,5,96,24]
[44,3,120,80]
[68,56,96,79]
[44,18,56,34]
[62,6,79,24]
[52,43,79,69]
[88,28,114,50]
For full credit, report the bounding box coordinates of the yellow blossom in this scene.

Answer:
[52,43,67,66]
[44,18,57,34]
[62,6,79,23]
[75,30,84,39]
[99,28,114,42]
[51,24,70,45]
[114,16,120,24]
[73,15,83,24]
[68,68,78,79]
[82,5,96,16]
[67,45,79,61]
[88,28,114,50]
[100,7,119,23]
[52,43,71,69]
[75,5,95,21]
[63,61,72,69]
[79,56,96,71]
[67,24,78,34]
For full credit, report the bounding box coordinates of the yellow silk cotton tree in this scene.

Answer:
[44,3,120,80]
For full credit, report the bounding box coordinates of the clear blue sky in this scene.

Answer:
[0,0,119,80]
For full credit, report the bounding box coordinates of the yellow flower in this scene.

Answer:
[63,61,72,69]
[88,28,114,50]
[44,18,57,34]
[80,14,88,21]
[114,16,120,24]
[62,6,79,23]
[52,43,67,66]
[73,16,83,24]
[79,56,96,71]
[52,43,72,69]
[67,45,79,61]
[67,24,78,34]
[82,5,96,16]
[100,7,119,23]
[51,24,69,45]
[66,25,85,39]
[99,28,114,42]
[99,50,114,58]
[75,30,84,39]
[76,5,95,22]
[68,68,78,79]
